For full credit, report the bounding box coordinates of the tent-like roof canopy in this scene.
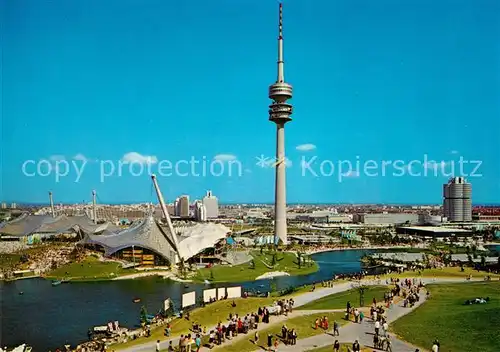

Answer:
[80,216,178,264]
[80,218,230,262]
[176,223,230,259]
[0,214,118,237]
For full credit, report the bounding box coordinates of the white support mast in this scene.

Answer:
[151,174,180,261]
[49,191,55,218]
[92,190,97,224]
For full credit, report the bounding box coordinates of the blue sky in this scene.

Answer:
[2,0,499,204]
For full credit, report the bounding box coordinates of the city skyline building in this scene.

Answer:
[269,3,293,245]
[194,200,207,221]
[202,190,219,219]
[178,195,190,218]
[443,177,472,222]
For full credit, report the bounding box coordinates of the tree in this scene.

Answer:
[358,285,367,307]
[443,254,451,266]
[297,252,302,269]
[178,257,187,279]
[271,253,277,266]
[210,269,215,281]
[140,306,148,324]
[467,254,473,266]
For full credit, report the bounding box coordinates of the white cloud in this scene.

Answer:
[121,152,158,165]
[214,154,237,161]
[49,155,65,161]
[450,150,458,154]
[244,169,252,174]
[296,144,316,152]
[73,153,88,162]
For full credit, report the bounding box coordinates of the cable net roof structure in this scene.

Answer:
[80,216,178,264]
[80,218,230,262]
[0,214,117,237]
[176,223,230,259]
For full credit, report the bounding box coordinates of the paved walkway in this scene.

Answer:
[272,290,428,352]
[120,277,475,352]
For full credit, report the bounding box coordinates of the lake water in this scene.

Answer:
[0,249,372,351]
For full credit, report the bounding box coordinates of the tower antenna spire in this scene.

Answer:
[277,2,284,83]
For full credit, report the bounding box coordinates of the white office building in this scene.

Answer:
[202,190,219,219]
[194,201,207,221]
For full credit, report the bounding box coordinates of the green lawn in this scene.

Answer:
[192,250,319,283]
[46,256,134,281]
[379,267,500,279]
[220,312,346,352]
[115,296,277,350]
[392,281,500,352]
[307,345,371,352]
[0,253,22,270]
[297,286,389,310]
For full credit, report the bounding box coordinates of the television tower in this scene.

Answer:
[269,3,293,245]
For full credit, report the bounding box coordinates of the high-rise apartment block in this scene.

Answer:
[202,190,219,219]
[174,196,190,218]
[194,201,207,221]
[443,177,472,222]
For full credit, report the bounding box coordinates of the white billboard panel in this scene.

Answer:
[182,291,196,308]
[226,286,242,299]
[217,287,226,300]
[203,288,217,303]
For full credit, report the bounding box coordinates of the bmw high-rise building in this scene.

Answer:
[443,177,472,222]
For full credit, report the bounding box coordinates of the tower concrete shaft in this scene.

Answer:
[269,3,293,245]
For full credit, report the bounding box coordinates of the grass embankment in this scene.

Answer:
[297,286,389,310]
[219,312,346,352]
[192,250,319,283]
[392,281,500,352]
[307,345,371,352]
[0,253,22,270]
[116,296,276,350]
[46,256,136,281]
[379,267,500,279]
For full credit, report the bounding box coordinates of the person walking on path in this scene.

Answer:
[167,341,174,352]
[195,334,201,352]
[155,340,160,352]
[374,320,380,335]
[332,320,340,336]
[383,321,389,336]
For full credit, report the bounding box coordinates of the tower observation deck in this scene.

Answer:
[269,3,293,245]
